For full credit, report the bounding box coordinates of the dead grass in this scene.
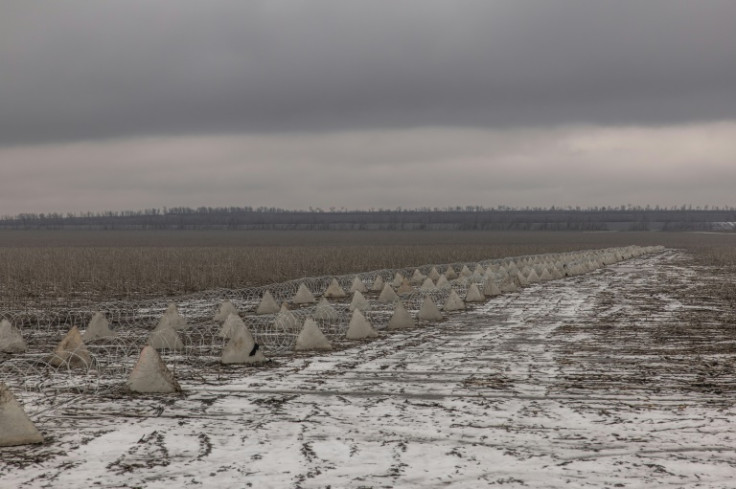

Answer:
[0,230,731,307]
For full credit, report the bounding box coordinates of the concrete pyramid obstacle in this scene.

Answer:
[526,269,540,283]
[82,312,114,342]
[219,311,245,338]
[219,312,246,338]
[516,272,530,287]
[346,309,378,340]
[428,267,441,281]
[126,346,181,393]
[293,283,317,305]
[443,290,465,311]
[397,278,414,295]
[417,296,443,322]
[460,265,472,277]
[436,274,450,289]
[453,275,471,287]
[391,272,405,288]
[295,318,332,351]
[539,268,553,282]
[489,267,502,279]
[155,303,188,331]
[378,283,399,303]
[483,278,502,297]
[445,265,458,279]
[387,301,414,330]
[370,275,385,292]
[274,304,300,331]
[350,276,368,293]
[256,291,280,315]
[147,325,185,351]
[214,299,239,323]
[490,268,507,283]
[349,290,370,312]
[324,278,347,299]
[0,382,44,446]
[314,297,339,321]
[221,314,267,364]
[470,272,485,284]
[49,326,92,369]
[465,283,485,303]
[0,319,26,353]
[420,277,437,291]
[168,303,189,329]
[473,264,485,276]
[410,269,426,285]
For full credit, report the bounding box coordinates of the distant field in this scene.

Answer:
[1,230,734,307]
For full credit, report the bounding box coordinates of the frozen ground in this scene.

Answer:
[3,250,736,488]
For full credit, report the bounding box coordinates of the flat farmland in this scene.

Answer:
[4,246,736,488]
[0,230,729,308]
[3,231,736,488]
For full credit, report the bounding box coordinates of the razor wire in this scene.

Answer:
[0,245,665,395]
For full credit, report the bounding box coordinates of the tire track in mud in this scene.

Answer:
[550,251,736,399]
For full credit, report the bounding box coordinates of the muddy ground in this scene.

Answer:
[3,250,736,488]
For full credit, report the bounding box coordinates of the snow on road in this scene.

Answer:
[3,250,736,488]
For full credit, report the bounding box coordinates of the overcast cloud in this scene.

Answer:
[1,1,735,213]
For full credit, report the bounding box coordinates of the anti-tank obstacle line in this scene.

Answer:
[4,245,666,373]
[0,245,666,447]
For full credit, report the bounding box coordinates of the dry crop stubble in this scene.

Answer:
[0,230,732,308]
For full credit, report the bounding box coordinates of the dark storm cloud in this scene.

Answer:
[1,1,735,145]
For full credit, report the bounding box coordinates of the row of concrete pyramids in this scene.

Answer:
[151,244,664,383]
[0,261,553,404]
[1,245,664,364]
[0,311,113,357]
[122,300,438,398]
[0,342,181,447]
[209,245,664,355]
[1,245,663,446]
[1,245,663,358]
[0,321,96,369]
[239,245,663,313]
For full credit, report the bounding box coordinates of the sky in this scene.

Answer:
[1,1,736,215]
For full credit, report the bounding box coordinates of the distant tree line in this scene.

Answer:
[1,205,736,231]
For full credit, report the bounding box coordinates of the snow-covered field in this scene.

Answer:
[3,250,736,488]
